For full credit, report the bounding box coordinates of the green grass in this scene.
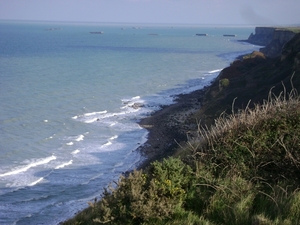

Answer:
[276,27,300,33]
[63,88,300,225]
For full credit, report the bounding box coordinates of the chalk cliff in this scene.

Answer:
[247,27,298,58]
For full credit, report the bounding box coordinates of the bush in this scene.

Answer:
[64,88,300,225]
[70,157,194,225]
[219,78,230,91]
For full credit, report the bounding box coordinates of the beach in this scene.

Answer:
[137,87,208,169]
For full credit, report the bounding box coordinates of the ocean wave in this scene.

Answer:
[0,155,56,177]
[101,141,112,148]
[109,135,118,140]
[66,142,74,146]
[71,149,80,155]
[28,177,44,186]
[208,69,222,74]
[55,160,73,169]
[75,134,84,142]
[83,110,107,117]
[121,96,144,110]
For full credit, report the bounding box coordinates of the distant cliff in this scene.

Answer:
[247,27,299,57]
[193,32,300,127]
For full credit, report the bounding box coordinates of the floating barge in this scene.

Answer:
[223,34,237,37]
[196,33,208,36]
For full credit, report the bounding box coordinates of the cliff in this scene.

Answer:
[247,27,299,57]
[192,32,300,127]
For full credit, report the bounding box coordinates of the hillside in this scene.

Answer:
[62,30,300,225]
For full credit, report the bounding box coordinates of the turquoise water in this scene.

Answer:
[0,21,259,224]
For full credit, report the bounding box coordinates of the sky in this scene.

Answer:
[0,0,299,25]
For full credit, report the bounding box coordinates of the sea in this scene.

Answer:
[0,21,260,225]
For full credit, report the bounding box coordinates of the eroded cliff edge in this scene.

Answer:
[247,26,300,57]
[192,32,300,128]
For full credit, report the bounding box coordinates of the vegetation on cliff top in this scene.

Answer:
[63,85,300,225]
[63,32,300,225]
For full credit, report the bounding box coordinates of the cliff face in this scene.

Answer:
[193,30,300,127]
[247,27,297,58]
[247,27,276,46]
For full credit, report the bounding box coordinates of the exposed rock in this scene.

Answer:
[247,27,299,58]
[247,27,276,46]
[131,103,144,109]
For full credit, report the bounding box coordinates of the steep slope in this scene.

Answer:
[193,33,300,127]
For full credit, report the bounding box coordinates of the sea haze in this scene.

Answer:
[0,21,259,225]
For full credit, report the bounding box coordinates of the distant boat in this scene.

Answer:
[90,31,104,34]
[223,34,236,37]
[196,34,208,36]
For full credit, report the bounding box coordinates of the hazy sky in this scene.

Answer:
[0,0,299,25]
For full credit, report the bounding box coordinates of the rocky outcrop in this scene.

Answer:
[247,27,297,58]
[247,27,276,46]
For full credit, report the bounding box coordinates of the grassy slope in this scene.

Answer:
[62,34,300,225]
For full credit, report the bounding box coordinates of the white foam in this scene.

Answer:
[109,135,118,140]
[28,177,44,186]
[55,160,73,169]
[101,141,112,148]
[208,69,222,74]
[0,155,56,177]
[71,149,80,155]
[75,135,84,142]
[84,111,107,117]
[66,142,74,146]
[44,120,48,123]
[84,118,99,123]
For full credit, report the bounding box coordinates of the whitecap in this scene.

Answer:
[84,110,107,117]
[71,149,80,155]
[0,155,56,177]
[101,141,112,148]
[109,135,118,140]
[75,134,84,142]
[44,120,48,123]
[84,118,99,123]
[28,177,44,186]
[55,160,73,169]
[208,69,222,74]
[66,142,74,146]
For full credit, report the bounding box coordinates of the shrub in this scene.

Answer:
[85,157,193,224]
[219,78,230,91]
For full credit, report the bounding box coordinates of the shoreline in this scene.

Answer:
[136,86,208,170]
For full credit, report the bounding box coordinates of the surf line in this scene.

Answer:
[0,155,57,177]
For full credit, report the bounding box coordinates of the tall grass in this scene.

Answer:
[63,86,300,225]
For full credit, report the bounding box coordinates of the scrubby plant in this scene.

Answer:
[190,87,300,183]
[64,86,300,225]
[65,157,193,225]
[219,78,230,91]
